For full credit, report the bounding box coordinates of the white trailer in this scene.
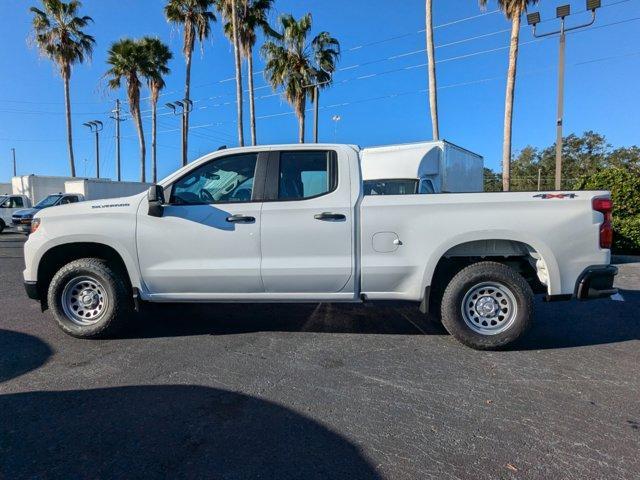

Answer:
[11,175,76,204]
[360,140,483,194]
[64,178,153,201]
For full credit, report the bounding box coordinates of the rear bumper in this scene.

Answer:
[24,281,39,301]
[575,265,618,300]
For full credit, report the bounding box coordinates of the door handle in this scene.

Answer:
[314,212,346,221]
[226,214,255,223]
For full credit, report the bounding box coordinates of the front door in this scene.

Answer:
[260,150,354,294]
[137,152,264,298]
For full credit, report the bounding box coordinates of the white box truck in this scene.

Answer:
[12,175,76,204]
[64,178,153,201]
[361,140,483,195]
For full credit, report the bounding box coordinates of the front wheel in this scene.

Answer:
[47,258,132,338]
[440,261,533,350]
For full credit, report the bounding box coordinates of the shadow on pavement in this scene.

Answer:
[513,289,640,350]
[0,385,381,480]
[121,302,446,339]
[123,292,640,351]
[0,329,52,383]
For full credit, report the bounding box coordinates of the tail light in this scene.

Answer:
[592,197,613,249]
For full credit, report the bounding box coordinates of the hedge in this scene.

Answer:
[575,167,640,253]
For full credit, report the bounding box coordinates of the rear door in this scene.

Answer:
[260,149,355,296]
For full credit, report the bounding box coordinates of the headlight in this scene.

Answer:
[30,218,41,234]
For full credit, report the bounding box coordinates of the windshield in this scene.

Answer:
[35,194,62,209]
[363,179,418,195]
[0,196,7,207]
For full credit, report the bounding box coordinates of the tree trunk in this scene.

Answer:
[297,96,306,143]
[131,101,146,183]
[184,46,192,167]
[425,0,439,140]
[247,49,256,146]
[62,68,76,177]
[151,89,158,184]
[502,11,521,192]
[231,0,244,147]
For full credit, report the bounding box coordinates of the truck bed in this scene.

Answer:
[359,190,610,300]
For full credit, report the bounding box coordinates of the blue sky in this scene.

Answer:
[1,0,639,182]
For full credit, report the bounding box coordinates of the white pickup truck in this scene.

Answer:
[0,194,32,233]
[22,143,618,349]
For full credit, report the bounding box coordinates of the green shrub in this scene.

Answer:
[613,216,640,254]
[574,167,640,253]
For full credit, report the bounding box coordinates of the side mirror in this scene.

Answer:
[147,185,165,217]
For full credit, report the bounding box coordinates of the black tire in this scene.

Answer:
[440,261,533,350]
[0,219,5,234]
[47,258,132,338]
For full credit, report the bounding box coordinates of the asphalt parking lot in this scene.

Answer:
[1,232,639,480]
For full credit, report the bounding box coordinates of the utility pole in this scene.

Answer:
[166,99,193,166]
[83,121,103,178]
[110,100,124,181]
[11,148,16,176]
[537,168,542,191]
[527,0,601,190]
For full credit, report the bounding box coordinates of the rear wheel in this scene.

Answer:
[440,261,533,350]
[0,219,5,234]
[47,258,131,338]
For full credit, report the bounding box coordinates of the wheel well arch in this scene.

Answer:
[424,239,550,314]
[37,242,133,306]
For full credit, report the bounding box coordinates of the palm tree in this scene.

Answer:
[262,13,340,143]
[141,37,172,184]
[30,0,95,177]
[105,39,149,182]
[425,0,439,140]
[164,0,216,165]
[480,0,538,191]
[217,0,275,146]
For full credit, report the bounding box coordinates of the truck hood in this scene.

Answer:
[36,193,146,220]
[12,208,39,218]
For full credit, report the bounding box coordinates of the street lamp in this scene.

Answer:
[166,99,194,166]
[331,114,341,142]
[83,120,103,178]
[527,0,601,190]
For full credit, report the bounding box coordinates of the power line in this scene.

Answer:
[150,14,640,113]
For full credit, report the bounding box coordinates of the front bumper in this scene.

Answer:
[12,219,31,233]
[575,265,618,300]
[24,280,40,300]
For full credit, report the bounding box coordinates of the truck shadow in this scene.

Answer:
[126,302,444,339]
[0,329,52,383]
[0,384,381,480]
[123,291,639,351]
[512,288,640,350]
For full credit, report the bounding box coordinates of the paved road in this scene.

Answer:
[1,233,639,479]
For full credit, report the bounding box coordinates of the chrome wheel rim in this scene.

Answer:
[461,282,517,335]
[61,276,108,326]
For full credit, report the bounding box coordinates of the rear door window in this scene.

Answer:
[276,151,336,201]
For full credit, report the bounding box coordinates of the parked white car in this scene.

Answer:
[22,144,617,349]
[0,194,31,233]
